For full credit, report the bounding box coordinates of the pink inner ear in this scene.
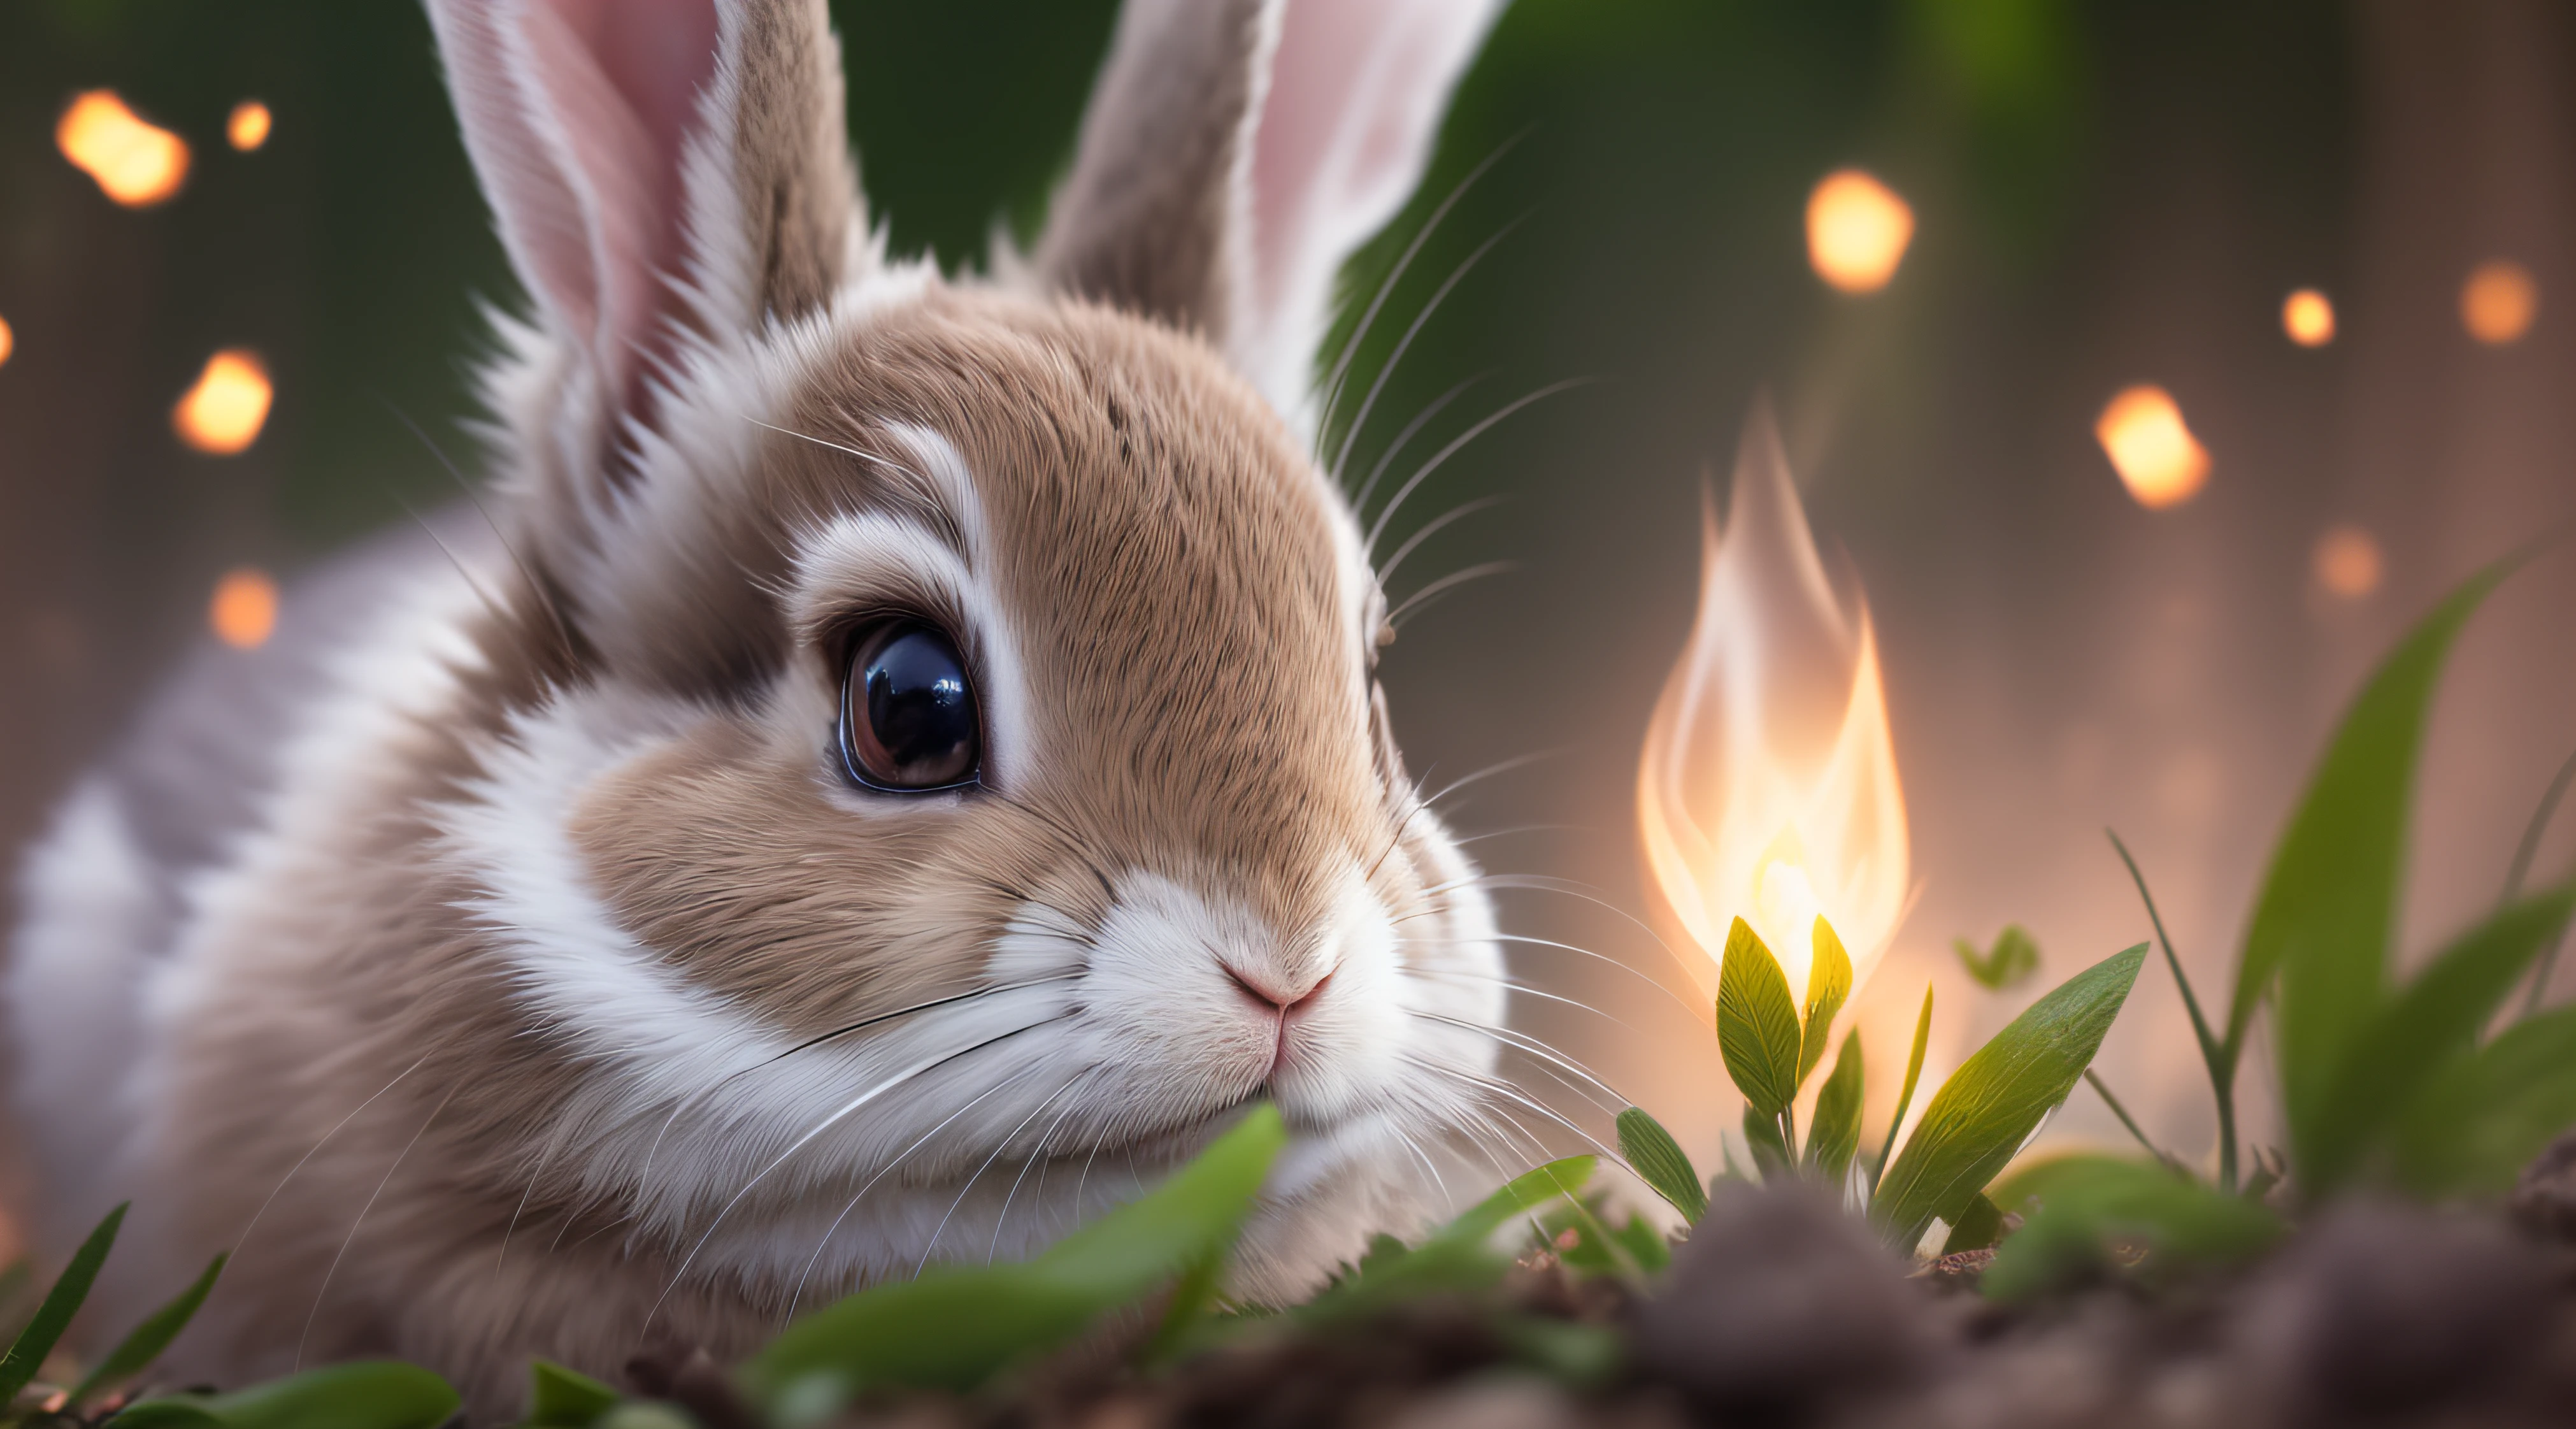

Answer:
[516,0,721,433]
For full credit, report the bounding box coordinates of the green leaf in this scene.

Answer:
[1984,1156,2280,1300]
[1716,918,1803,1117]
[524,1360,620,1428]
[2389,1005,2576,1197]
[747,1105,1284,1409]
[2235,567,2508,1153]
[1870,982,1936,1198]
[1741,1105,1791,1178]
[1300,1158,1596,1321]
[1608,1212,1671,1273]
[1940,1193,2005,1254]
[0,1202,126,1405]
[74,1253,226,1406]
[1799,918,1854,1084]
[1954,925,2040,991]
[1806,1030,1864,1182]
[112,1362,461,1429]
[1875,944,2147,1251]
[2304,884,2576,1194]
[1615,1107,1706,1223]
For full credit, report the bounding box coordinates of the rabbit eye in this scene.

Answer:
[838,621,980,793]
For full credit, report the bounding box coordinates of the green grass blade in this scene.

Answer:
[748,1105,1284,1405]
[110,1361,460,1429]
[2389,1005,2576,1197]
[525,1360,620,1427]
[1868,982,1936,1199]
[73,1253,225,1406]
[1983,1155,2280,1300]
[2233,566,2508,1153]
[1940,1193,2005,1254]
[1716,918,1802,1116]
[2304,884,2576,1195]
[2082,1070,2183,1175]
[2109,829,2236,1187]
[1875,945,2147,1251]
[0,1202,127,1405]
[1806,1030,1864,1182]
[1799,919,1854,1084]
[1614,1107,1705,1223]
[2511,747,2576,1017]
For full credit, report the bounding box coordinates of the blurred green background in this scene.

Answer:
[3,0,2572,1172]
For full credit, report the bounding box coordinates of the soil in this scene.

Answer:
[766,1133,2576,1429]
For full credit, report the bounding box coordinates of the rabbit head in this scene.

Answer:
[413,0,1515,1300]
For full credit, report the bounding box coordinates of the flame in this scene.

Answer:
[173,350,272,454]
[209,568,279,650]
[1805,170,1914,295]
[1639,405,1910,1007]
[227,101,272,152]
[2461,260,2537,345]
[57,90,190,208]
[2096,385,2207,510]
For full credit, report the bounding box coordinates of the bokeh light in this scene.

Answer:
[56,90,190,208]
[1805,169,1914,294]
[2096,385,2210,510]
[227,101,271,152]
[2313,526,2383,600]
[0,315,13,369]
[172,350,273,454]
[2282,289,2335,347]
[2461,260,2537,345]
[208,568,279,649]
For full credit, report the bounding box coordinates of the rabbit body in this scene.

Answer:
[7,0,1510,1412]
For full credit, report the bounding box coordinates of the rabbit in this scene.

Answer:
[4,0,1519,1414]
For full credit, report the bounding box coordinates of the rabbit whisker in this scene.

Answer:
[1387,561,1516,629]
[1365,377,1598,556]
[232,1049,438,1265]
[915,1072,1093,1278]
[989,1085,1094,1267]
[1350,374,1483,517]
[1402,1010,1625,1110]
[296,1082,459,1370]
[1331,213,1531,489]
[1375,495,1508,588]
[1396,964,1641,1035]
[383,399,585,673]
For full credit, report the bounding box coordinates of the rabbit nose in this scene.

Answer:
[1224,964,1332,1016]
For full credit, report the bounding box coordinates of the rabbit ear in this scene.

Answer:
[1038,0,1501,434]
[427,0,857,478]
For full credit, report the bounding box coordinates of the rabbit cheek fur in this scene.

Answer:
[6,0,1516,1406]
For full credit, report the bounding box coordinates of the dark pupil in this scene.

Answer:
[855,626,977,788]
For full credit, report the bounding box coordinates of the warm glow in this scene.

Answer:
[1805,169,1914,295]
[0,315,13,369]
[2462,261,2537,345]
[1639,405,1910,1007]
[2097,385,2208,510]
[227,101,271,152]
[209,569,279,650]
[2313,525,2382,600]
[173,350,273,455]
[57,90,190,208]
[2282,289,2335,347]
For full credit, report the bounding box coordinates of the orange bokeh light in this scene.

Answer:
[209,569,280,650]
[173,350,273,455]
[2282,289,2335,347]
[0,315,13,369]
[1805,169,1914,294]
[2097,385,2209,510]
[2313,525,2383,600]
[57,90,190,208]
[227,101,271,152]
[2461,261,2538,345]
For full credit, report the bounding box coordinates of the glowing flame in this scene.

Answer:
[2096,385,2207,510]
[57,90,190,208]
[1639,404,1910,1007]
[209,569,279,650]
[227,101,271,152]
[1805,170,1914,294]
[173,350,272,454]
[2282,289,2335,347]
[2461,260,2537,345]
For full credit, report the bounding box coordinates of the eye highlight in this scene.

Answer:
[837,620,981,793]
